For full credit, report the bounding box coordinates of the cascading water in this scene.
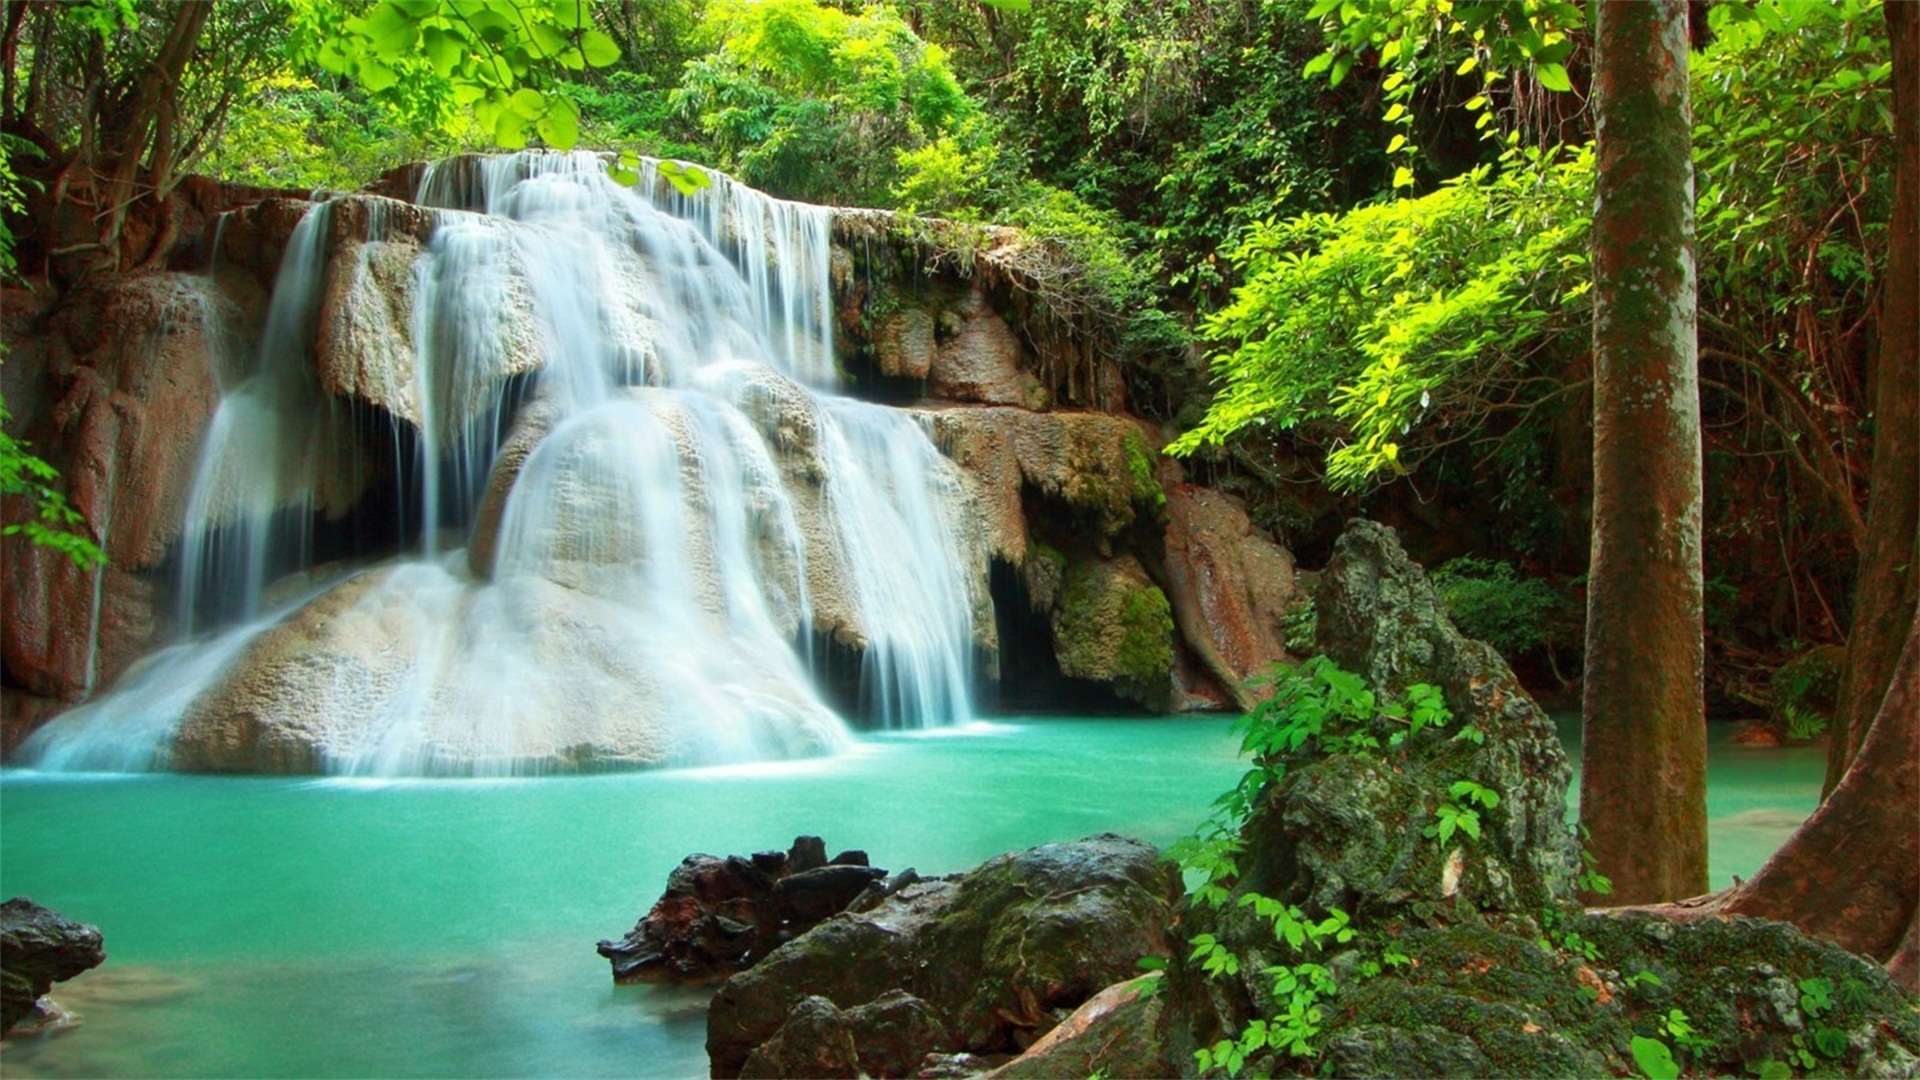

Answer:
[19,152,986,775]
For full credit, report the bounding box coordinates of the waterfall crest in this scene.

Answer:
[20,153,986,775]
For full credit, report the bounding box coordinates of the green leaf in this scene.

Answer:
[1631,1036,1680,1080]
[508,87,545,120]
[979,0,1031,10]
[1757,1061,1793,1080]
[358,59,399,92]
[1393,166,1414,189]
[494,109,531,150]
[578,28,621,68]
[1535,40,1576,65]
[363,1,420,57]
[535,96,579,149]
[1330,55,1353,87]
[1536,62,1573,92]
[423,28,464,77]
[1456,54,1478,76]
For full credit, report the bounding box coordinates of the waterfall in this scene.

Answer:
[19,152,984,775]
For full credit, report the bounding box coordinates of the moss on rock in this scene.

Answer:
[1051,555,1175,707]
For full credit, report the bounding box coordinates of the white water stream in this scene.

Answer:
[21,153,983,775]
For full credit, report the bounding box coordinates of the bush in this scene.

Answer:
[1430,557,1573,659]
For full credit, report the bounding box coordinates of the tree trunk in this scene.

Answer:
[1723,611,1919,984]
[1579,0,1707,905]
[1825,0,1919,798]
[93,0,209,269]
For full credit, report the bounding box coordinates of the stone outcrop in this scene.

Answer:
[1159,479,1299,710]
[2,272,246,724]
[1,898,106,1035]
[597,836,884,984]
[1049,554,1176,709]
[168,563,849,773]
[707,834,1177,1078]
[927,407,1163,564]
[1291,518,1581,913]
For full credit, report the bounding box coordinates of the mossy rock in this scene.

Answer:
[1183,916,1920,1079]
[1578,911,1920,1078]
[707,834,1178,1077]
[1050,555,1175,707]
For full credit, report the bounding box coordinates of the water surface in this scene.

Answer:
[0,717,1824,1077]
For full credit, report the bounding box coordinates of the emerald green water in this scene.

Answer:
[0,717,1823,1078]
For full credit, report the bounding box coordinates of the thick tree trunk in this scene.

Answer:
[1579,0,1707,905]
[1723,612,1919,985]
[1826,0,1919,798]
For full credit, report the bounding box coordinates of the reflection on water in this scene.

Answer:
[0,717,1824,1077]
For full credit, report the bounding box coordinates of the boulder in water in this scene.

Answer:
[1049,554,1176,710]
[597,836,884,985]
[706,833,1177,1078]
[1,898,105,1035]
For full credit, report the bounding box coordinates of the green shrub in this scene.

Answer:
[1429,557,1573,658]
[1768,644,1843,741]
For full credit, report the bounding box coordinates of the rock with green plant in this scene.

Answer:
[1086,518,1920,1078]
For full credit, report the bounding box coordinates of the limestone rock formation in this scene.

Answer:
[1,898,105,1035]
[927,407,1163,563]
[169,564,848,773]
[927,290,1048,410]
[706,834,1177,1078]
[1160,481,1298,709]
[596,836,884,984]
[2,272,244,717]
[1049,554,1176,709]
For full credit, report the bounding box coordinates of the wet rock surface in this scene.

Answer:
[1254,517,1581,917]
[1,898,106,1035]
[705,833,1177,1078]
[597,836,883,985]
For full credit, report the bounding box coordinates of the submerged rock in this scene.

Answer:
[706,833,1177,1078]
[1,898,105,1035]
[596,836,884,985]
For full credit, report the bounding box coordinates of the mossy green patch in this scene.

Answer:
[1051,556,1174,705]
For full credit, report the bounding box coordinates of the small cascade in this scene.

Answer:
[174,206,343,633]
[20,152,984,775]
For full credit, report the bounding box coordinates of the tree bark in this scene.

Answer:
[1723,611,1919,985]
[1825,0,1919,798]
[1579,0,1707,905]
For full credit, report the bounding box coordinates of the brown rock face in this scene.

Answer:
[927,291,1047,410]
[1160,483,1298,708]
[928,407,1162,564]
[2,273,244,703]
